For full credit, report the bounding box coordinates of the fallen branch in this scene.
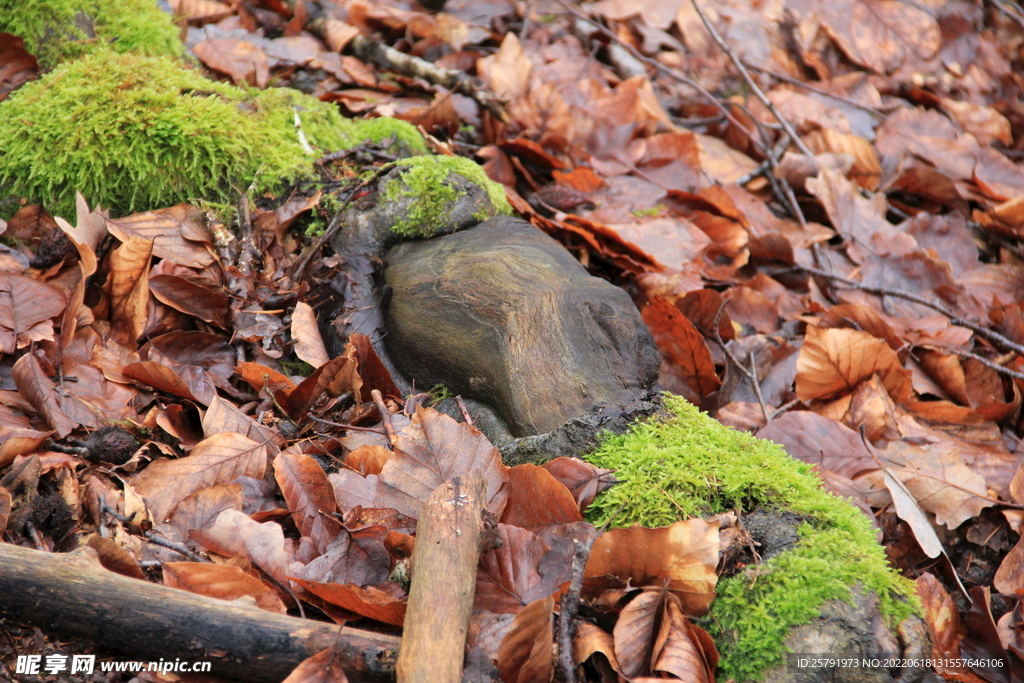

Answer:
[397,472,489,683]
[0,543,399,683]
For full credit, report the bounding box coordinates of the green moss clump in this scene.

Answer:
[585,394,918,682]
[0,50,424,219]
[0,0,184,68]
[381,155,512,238]
[344,117,427,155]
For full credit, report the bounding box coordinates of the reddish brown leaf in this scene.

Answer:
[122,361,201,403]
[0,485,10,534]
[0,273,65,354]
[12,354,81,437]
[149,274,230,329]
[540,457,617,513]
[500,464,582,528]
[475,523,575,614]
[497,595,555,683]
[106,236,152,346]
[0,33,38,102]
[164,561,285,613]
[613,587,666,678]
[190,509,297,586]
[133,433,269,521]
[194,38,270,87]
[105,204,213,268]
[166,483,243,538]
[641,296,720,404]
[274,446,340,554]
[85,535,146,580]
[292,579,407,626]
[344,445,392,477]
[373,406,508,520]
[795,326,910,402]
[281,647,349,683]
[0,426,53,469]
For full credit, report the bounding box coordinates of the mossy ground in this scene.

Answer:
[381,156,513,238]
[0,0,184,68]
[585,395,918,682]
[0,50,426,219]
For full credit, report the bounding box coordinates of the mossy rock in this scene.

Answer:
[584,395,920,682]
[0,49,427,219]
[0,0,185,68]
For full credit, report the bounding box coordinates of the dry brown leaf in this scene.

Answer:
[0,426,53,469]
[496,595,555,683]
[573,620,621,675]
[202,395,282,450]
[585,519,719,615]
[274,447,340,554]
[85,535,146,580]
[795,326,909,402]
[194,38,270,87]
[476,523,576,614]
[12,353,81,437]
[540,457,617,513]
[281,647,349,683]
[168,0,233,23]
[291,302,330,368]
[149,274,230,329]
[500,464,583,528]
[613,587,665,678]
[373,406,508,519]
[477,32,531,103]
[106,236,151,346]
[0,485,10,534]
[105,205,212,268]
[133,433,269,522]
[164,561,285,613]
[122,361,201,403]
[296,523,391,587]
[292,578,406,626]
[641,296,720,404]
[0,273,66,354]
[191,508,297,586]
[653,594,717,682]
[344,445,391,477]
[167,483,243,538]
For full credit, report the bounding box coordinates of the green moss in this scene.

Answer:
[381,155,512,238]
[585,395,917,682]
[344,117,427,155]
[0,50,424,219]
[0,0,184,68]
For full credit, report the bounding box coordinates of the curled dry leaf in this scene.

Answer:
[164,561,285,613]
[12,353,81,437]
[133,433,269,522]
[166,483,243,538]
[496,595,554,683]
[149,274,230,329]
[585,519,720,616]
[106,236,152,346]
[0,426,53,469]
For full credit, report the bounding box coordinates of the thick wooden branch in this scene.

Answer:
[0,543,399,683]
[396,472,488,683]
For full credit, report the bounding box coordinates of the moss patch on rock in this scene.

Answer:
[584,394,918,682]
[381,156,512,238]
[0,0,185,68]
[0,49,426,218]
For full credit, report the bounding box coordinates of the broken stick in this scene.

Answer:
[0,543,399,683]
[396,471,488,683]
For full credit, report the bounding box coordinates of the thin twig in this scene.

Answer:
[988,0,1024,30]
[689,0,813,157]
[308,413,388,435]
[372,389,398,445]
[748,353,769,423]
[455,396,475,426]
[769,399,801,420]
[794,265,1024,357]
[711,299,769,422]
[741,63,887,118]
[555,501,628,683]
[954,350,1024,383]
[554,0,770,159]
[144,531,210,563]
[291,163,395,282]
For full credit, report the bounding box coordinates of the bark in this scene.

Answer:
[396,471,489,683]
[0,542,399,683]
